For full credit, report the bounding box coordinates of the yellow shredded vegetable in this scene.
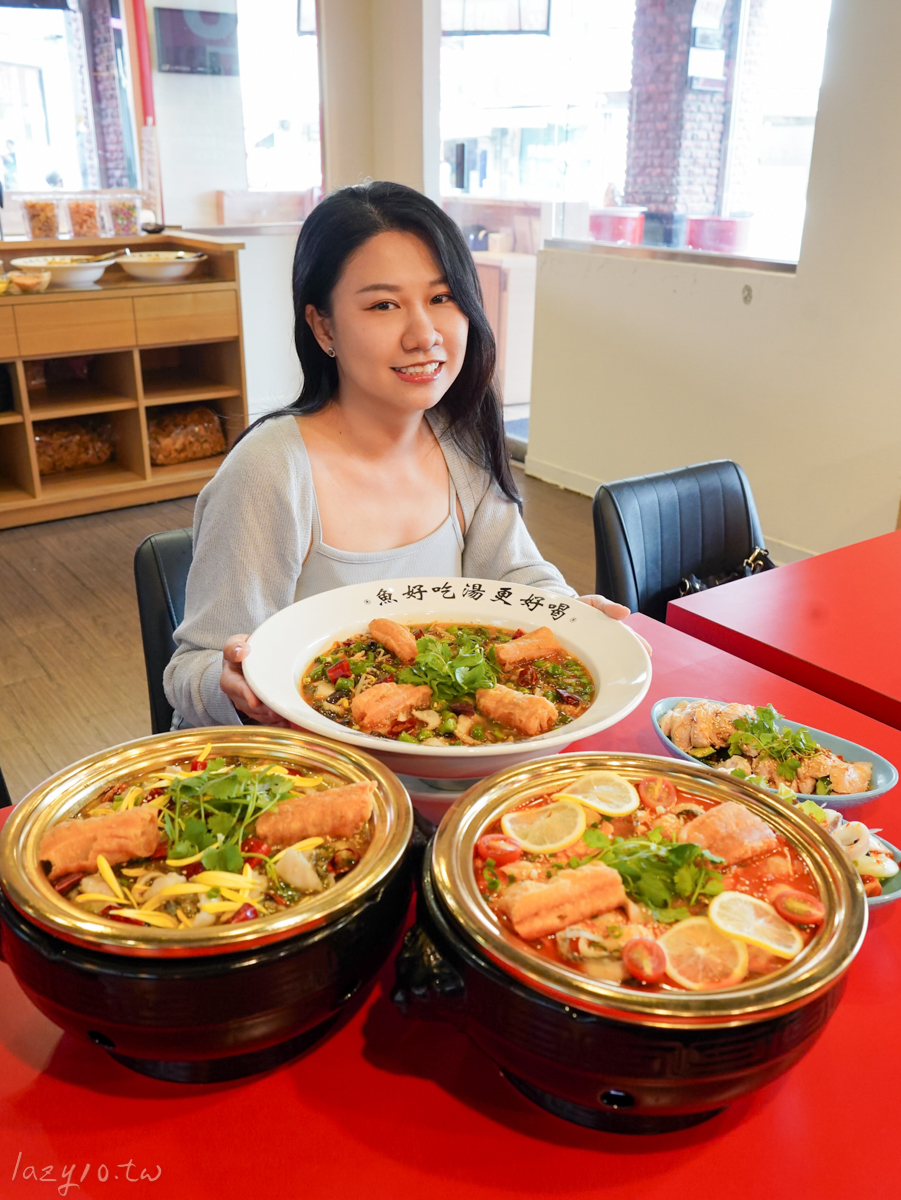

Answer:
[113,909,179,929]
[165,849,206,867]
[200,901,242,915]
[95,855,125,901]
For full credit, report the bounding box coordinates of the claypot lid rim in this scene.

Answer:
[430,751,868,1025]
[0,727,412,958]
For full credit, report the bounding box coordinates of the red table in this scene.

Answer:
[667,529,901,729]
[1,614,899,1200]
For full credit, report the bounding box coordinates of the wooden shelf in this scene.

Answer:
[38,462,146,499]
[149,453,226,482]
[0,478,34,508]
[28,381,137,421]
[0,233,247,526]
[142,368,241,406]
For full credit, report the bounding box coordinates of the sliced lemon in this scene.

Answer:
[552,771,640,817]
[658,916,749,990]
[708,891,804,960]
[501,801,587,854]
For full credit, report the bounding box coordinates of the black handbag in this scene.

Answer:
[678,546,775,597]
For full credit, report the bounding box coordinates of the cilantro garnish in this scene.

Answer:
[161,759,300,868]
[729,705,819,782]
[577,827,724,923]
[397,633,498,701]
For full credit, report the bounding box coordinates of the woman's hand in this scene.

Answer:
[577,594,652,655]
[220,634,291,727]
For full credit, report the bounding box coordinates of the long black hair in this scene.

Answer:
[242,180,520,506]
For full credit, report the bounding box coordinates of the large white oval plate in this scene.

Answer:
[244,577,652,779]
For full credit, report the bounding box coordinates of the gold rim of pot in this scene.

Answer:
[0,727,412,958]
[431,752,867,1028]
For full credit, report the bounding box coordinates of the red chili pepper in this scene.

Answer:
[269,892,289,907]
[518,666,537,687]
[240,836,271,869]
[183,861,205,880]
[100,906,143,927]
[389,718,417,737]
[326,658,352,683]
[381,673,396,684]
[150,838,169,859]
[413,629,425,640]
[145,788,164,801]
[512,629,525,639]
[229,903,259,924]
[53,872,85,894]
[189,758,208,772]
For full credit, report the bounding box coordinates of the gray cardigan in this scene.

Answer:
[164,414,577,728]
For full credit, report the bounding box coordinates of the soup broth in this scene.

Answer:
[301,620,594,745]
[38,749,374,932]
[473,773,824,992]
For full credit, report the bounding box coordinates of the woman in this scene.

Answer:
[164,181,631,729]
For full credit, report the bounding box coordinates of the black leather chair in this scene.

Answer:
[134,528,193,734]
[592,460,769,622]
[0,764,12,809]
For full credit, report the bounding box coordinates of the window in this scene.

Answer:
[0,1,139,194]
[440,0,833,264]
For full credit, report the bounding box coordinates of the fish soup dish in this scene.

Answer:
[37,746,375,931]
[301,619,594,746]
[474,770,826,991]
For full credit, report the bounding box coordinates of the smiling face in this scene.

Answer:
[305,230,470,416]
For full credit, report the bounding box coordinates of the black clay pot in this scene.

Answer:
[392,753,867,1135]
[0,728,414,1082]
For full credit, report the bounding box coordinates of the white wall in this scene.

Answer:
[317,0,440,194]
[147,0,248,227]
[526,0,901,560]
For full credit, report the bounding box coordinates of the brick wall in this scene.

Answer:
[87,0,130,188]
[625,0,742,226]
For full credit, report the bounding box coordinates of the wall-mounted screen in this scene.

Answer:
[154,9,239,76]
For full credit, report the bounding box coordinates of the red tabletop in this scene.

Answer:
[1,613,899,1200]
[667,529,901,729]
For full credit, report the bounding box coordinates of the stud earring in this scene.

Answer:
[326,346,336,358]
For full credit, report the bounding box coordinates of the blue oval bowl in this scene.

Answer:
[650,696,899,812]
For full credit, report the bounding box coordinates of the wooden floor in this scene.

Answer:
[0,468,595,804]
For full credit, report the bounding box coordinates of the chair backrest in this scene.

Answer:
[133,528,194,734]
[0,764,12,809]
[592,460,766,621]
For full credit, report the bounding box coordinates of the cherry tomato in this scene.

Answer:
[773,888,826,925]
[229,903,259,924]
[326,657,353,683]
[637,776,678,810]
[622,937,666,984]
[476,834,522,867]
[861,875,883,898]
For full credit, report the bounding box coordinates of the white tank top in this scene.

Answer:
[294,467,465,601]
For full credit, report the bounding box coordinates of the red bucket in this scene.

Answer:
[685,216,751,254]
[589,207,645,246]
